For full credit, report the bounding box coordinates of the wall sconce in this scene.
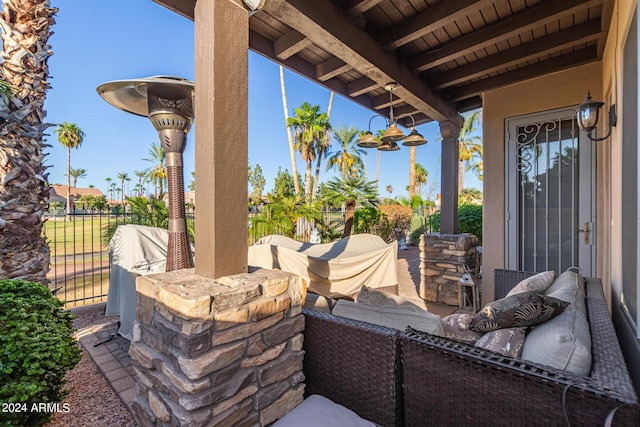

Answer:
[357,82,426,150]
[576,90,617,141]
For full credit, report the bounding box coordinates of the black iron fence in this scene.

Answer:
[44,207,430,307]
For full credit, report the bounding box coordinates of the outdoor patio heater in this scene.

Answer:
[96,76,194,271]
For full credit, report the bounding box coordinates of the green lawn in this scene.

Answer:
[43,216,115,256]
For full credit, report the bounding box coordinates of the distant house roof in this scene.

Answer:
[49,185,103,200]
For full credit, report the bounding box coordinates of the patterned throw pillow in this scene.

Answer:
[475,328,526,357]
[506,271,555,297]
[441,313,484,344]
[469,291,569,333]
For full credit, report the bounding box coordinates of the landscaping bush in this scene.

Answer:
[427,204,483,243]
[0,280,81,427]
[353,206,382,234]
[378,205,412,242]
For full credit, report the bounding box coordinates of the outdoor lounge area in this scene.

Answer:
[74,249,639,426]
[5,0,640,426]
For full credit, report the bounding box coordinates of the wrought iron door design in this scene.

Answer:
[506,107,595,276]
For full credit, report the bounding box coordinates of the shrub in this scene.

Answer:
[353,207,382,234]
[0,280,82,427]
[378,205,412,241]
[427,204,483,243]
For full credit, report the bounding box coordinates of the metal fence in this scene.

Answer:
[44,207,347,307]
[44,207,429,308]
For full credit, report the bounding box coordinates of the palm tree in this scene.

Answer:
[54,122,86,214]
[311,91,335,200]
[117,172,129,205]
[144,142,167,198]
[325,124,365,179]
[105,177,113,201]
[409,146,417,198]
[287,102,331,202]
[467,144,484,181]
[414,163,428,197]
[324,176,378,237]
[0,0,56,283]
[134,170,147,196]
[386,184,393,203]
[69,167,87,187]
[458,111,482,191]
[279,66,301,198]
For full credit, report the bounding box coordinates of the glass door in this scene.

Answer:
[506,107,595,276]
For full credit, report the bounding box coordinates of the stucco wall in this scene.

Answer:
[482,63,601,304]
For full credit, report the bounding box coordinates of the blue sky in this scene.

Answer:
[44,0,481,200]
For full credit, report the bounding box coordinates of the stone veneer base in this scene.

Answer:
[128,268,306,427]
[419,233,479,306]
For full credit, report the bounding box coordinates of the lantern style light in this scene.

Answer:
[577,90,617,141]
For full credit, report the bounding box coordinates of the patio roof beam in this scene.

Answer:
[410,0,604,72]
[317,57,351,81]
[249,29,377,111]
[347,0,384,18]
[445,46,598,101]
[429,20,603,90]
[260,0,462,126]
[347,77,379,97]
[275,30,311,60]
[384,0,495,49]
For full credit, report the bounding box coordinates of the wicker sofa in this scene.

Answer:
[302,269,639,426]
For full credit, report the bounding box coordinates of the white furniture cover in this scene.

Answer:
[106,224,169,340]
[248,234,398,297]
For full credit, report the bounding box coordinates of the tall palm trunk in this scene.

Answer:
[459,159,465,191]
[343,200,356,237]
[66,146,71,213]
[409,146,416,198]
[280,66,300,198]
[311,91,334,201]
[0,0,57,282]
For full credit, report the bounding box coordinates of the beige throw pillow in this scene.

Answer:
[506,271,555,297]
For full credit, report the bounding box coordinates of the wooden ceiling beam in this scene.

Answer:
[275,30,312,59]
[249,29,376,111]
[384,0,495,49]
[445,46,598,101]
[430,20,602,90]
[347,0,384,17]
[347,77,379,96]
[316,57,351,81]
[152,0,195,20]
[261,0,462,125]
[411,0,604,72]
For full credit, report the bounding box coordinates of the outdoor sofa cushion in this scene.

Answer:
[355,285,426,313]
[304,292,336,313]
[521,269,592,375]
[273,394,375,427]
[469,291,569,332]
[332,299,444,335]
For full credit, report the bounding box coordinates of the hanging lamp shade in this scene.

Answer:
[402,127,427,146]
[357,131,381,148]
[378,141,400,151]
[381,123,406,143]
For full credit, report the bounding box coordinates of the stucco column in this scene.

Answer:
[194,0,249,278]
[439,120,461,234]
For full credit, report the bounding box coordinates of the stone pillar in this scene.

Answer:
[439,120,461,234]
[129,269,306,426]
[194,0,249,279]
[419,233,479,305]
